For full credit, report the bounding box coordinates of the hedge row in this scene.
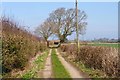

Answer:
[60,44,119,77]
[1,17,47,75]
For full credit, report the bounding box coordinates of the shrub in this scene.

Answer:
[60,44,119,77]
[1,17,47,76]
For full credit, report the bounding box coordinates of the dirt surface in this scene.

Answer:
[42,49,90,79]
[55,49,90,79]
[43,49,52,78]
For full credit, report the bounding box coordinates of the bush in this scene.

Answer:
[60,44,119,77]
[1,17,47,76]
[79,46,118,77]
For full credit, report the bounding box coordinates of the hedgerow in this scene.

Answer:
[1,16,47,77]
[60,44,119,78]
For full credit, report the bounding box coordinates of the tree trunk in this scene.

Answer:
[47,41,49,47]
[60,34,67,43]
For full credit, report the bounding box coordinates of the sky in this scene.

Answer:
[1,2,118,40]
[1,0,120,2]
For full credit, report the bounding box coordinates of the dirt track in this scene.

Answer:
[42,49,90,79]
[43,49,52,78]
[55,49,90,79]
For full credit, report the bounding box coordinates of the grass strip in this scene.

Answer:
[51,49,71,78]
[21,50,49,79]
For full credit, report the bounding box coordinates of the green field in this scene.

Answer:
[89,43,120,48]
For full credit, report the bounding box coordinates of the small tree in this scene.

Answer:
[34,19,53,41]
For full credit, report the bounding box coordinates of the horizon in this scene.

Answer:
[1,2,118,40]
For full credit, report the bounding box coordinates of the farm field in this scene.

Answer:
[88,43,120,48]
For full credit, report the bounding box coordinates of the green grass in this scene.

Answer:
[21,50,49,79]
[51,49,71,78]
[88,43,120,48]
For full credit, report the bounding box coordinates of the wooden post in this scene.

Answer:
[76,0,80,53]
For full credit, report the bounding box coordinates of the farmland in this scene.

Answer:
[88,43,120,48]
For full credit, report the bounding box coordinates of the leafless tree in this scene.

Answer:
[34,19,53,41]
[47,8,87,43]
[35,7,87,43]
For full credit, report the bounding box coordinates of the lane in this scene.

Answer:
[55,49,90,79]
[43,49,52,78]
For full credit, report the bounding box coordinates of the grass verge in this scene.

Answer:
[21,50,49,79]
[51,49,71,78]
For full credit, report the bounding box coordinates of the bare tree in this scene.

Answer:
[35,7,87,43]
[48,8,87,43]
[34,19,53,41]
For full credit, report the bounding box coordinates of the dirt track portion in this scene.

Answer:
[43,49,90,79]
[55,49,90,79]
[43,49,52,78]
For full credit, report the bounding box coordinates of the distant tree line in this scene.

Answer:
[91,38,119,43]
